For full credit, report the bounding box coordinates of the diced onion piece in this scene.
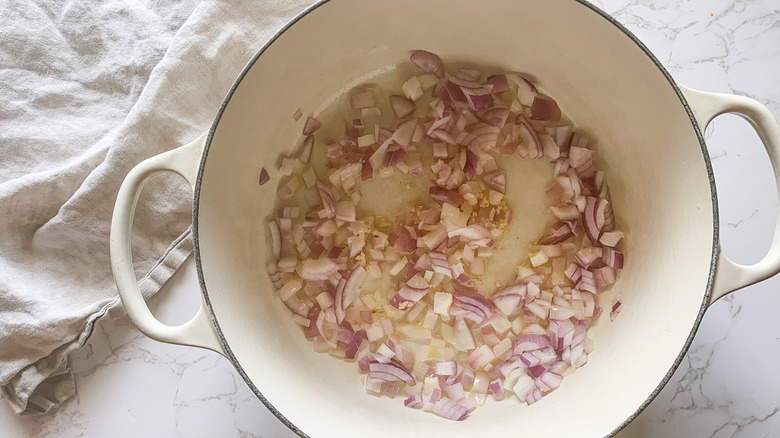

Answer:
[392,119,417,148]
[603,247,624,269]
[465,91,494,110]
[517,115,543,158]
[492,337,512,358]
[454,318,476,351]
[316,292,333,309]
[369,138,394,170]
[429,186,464,206]
[377,343,396,359]
[390,95,416,118]
[430,397,475,421]
[258,167,270,186]
[410,50,444,78]
[569,146,595,178]
[390,279,430,310]
[278,278,302,301]
[530,97,561,121]
[402,76,424,101]
[600,230,625,247]
[541,133,560,160]
[512,373,536,403]
[433,292,453,315]
[300,258,339,281]
[482,170,506,194]
[491,284,525,316]
[268,52,628,419]
[583,196,609,243]
[301,135,314,163]
[268,221,281,261]
[335,200,356,223]
[384,147,408,167]
[610,300,623,321]
[529,250,549,267]
[488,74,509,93]
[593,266,616,288]
[350,91,375,109]
[357,134,375,147]
[507,74,538,106]
[340,266,367,314]
[389,257,408,276]
[302,116,322,135]
[369,360,415,384]
[575,247,602,268]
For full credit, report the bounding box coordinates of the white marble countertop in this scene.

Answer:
[3,0,780,437]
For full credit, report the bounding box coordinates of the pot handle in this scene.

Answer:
[110,132,226,356]
[680,86,780,305]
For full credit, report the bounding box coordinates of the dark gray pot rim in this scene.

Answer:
[191,1,718,437]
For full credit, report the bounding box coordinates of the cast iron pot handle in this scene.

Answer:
[681,86,780,304]
[110,132,226,355]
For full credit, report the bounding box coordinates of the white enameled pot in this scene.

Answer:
[110,0,780,437]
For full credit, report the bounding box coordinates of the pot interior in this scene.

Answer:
[195,0,715,436]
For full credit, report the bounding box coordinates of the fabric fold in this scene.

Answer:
[0,0,310,415]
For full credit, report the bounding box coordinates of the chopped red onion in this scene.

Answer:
[463,150,478,180]
[491,284,525,316]
[369,360,415,384]
[602,247,624,269]
[268,51,627,420]
[465,92,494,110]
[483,170,506,194]
[302,116,322,135]
[435,360,457,376]
[480,107,511,128]
[569,146,595,178]
[530,97,561,121]
[488,74,509,93]
[392,227,417,254]
[508,74,538,106]
[361,159,373,181]
[350,91,375,110]
[268,221,281,261]
[593,266,616,288]
[517,115,543,158]
[410,50,444,78]
[429,186,464,206]
[335,200,356,223]
[258,167,270,186]
[575,246,602,269]
[583,196,609,244]
[300,258,339,281]
[369,138,393,170]
[610,300,623,321]
[389,282,430,310]
[538,222,573,245]
[447,224,490,241]
[392,119,417,148]
[599,230,625,247]
[404,394,424,408]
[383,147,408,167]
[340,266,367,317]
[390,95,416,119]
[453,290,495,324]
[541,133,560,160]
[430,398,475,421]
[301,135,314,163]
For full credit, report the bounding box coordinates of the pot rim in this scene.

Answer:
[191,1,719,436]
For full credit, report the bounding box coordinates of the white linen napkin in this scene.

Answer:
[0,0,310,415]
